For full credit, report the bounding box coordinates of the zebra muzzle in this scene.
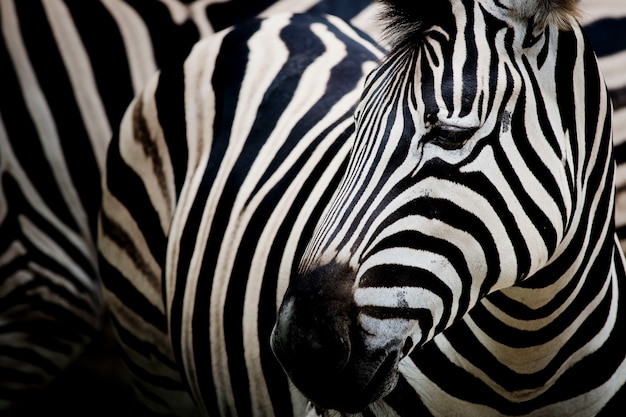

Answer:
[271,262,402,413]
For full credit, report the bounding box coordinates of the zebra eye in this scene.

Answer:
[426,125,477,150]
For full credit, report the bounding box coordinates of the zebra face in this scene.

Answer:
[272,0,588,412]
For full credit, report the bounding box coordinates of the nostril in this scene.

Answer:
[271,293,356,384]
[271,262,366,410]
[303,322,352,373]
[271,295,353,376]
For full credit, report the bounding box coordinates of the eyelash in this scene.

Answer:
[425,125,478,150]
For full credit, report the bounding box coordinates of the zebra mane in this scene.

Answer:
[378,0,581,50]
[377,0,445,49]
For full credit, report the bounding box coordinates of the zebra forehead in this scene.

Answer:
[378,0,581,48]
[496,0,581,30]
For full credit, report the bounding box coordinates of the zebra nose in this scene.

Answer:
[271,263,362,410]
[271,294,353,377]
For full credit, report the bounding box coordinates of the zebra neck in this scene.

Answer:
[463,234,622,381]
[401,242,624,414]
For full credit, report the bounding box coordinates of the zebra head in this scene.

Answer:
[272,0,611,412]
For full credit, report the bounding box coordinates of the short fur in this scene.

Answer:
[378,0,581,49]
[505,0,581,30]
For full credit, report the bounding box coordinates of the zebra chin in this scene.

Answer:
[271,262,404,413]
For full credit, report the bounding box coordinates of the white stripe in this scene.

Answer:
[119,75,176,235]
[42,0,110,173]
[0,115,10,222]
[612,107,626,146]
[100,0,158,94]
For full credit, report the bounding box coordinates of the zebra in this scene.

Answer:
[271,0,626,416]
[0,0,377,414]
[98,0,626,416]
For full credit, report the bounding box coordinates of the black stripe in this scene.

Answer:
[125,0,200,69]
[459,7,478,118]
[154,61,188,197]
[64,0,135,132]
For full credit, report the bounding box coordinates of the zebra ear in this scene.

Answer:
[499,0,581,30]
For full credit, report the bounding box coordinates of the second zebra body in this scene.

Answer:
[100,0,626,416]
